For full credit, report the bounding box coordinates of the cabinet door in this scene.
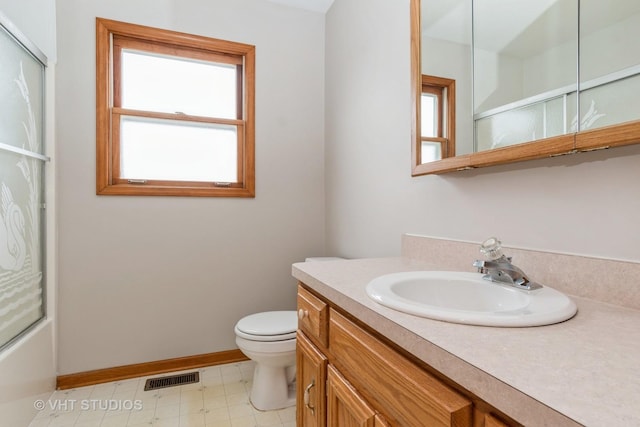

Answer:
[329,310,472,427]
[327,365,377,427]
[483,413,512,427]
[297,331,327,427]
[375,414,391,427]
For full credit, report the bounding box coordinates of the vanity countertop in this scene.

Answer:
[292,257,640,427]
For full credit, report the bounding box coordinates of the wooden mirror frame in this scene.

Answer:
[411,0,640,176]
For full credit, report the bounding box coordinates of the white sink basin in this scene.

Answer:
[366,271,577,327]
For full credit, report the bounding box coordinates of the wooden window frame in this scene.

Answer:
[96,18,255,197]
[420,75,456,160]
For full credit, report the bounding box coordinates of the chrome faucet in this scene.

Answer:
[473,237,542,291]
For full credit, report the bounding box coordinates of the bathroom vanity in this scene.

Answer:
[296,283,513,426]
[292,242,640,427]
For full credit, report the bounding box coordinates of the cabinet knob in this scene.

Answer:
[298,309,309,320]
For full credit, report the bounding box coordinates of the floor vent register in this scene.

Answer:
[144,371,200,391]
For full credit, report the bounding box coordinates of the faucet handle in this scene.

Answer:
[479,237,503,260]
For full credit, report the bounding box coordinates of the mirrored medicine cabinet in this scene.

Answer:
[412,0,640,175]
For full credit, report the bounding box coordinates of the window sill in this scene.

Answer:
[96,183,255,198]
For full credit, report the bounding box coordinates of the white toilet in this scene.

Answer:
[234,257,343,410]
[234,310,298,411]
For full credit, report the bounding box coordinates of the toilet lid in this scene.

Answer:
[235,311,297,341]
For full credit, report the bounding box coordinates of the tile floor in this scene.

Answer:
[28,361,296,427]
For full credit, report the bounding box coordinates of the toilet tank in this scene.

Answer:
[305,257,344,262]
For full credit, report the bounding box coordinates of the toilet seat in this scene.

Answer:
[235,311,297,342]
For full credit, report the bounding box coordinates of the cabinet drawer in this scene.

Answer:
[329,309,472,427]
[297,284,329,347]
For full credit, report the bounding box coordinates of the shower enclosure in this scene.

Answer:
[0,11,48,351]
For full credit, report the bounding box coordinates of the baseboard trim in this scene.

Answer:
[56,349,249,390]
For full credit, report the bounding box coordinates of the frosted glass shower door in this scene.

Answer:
[0,15,47,350]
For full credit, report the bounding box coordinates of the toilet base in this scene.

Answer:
[249,364,296,411]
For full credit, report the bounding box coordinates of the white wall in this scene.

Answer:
[0,1,57,425]
[0,0,56,62]
[55,0,325,374]
[474,48,524,113]
[576,9,640,82]
[325,0,640,264]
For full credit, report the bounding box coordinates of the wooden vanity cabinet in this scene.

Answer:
[482,414,511,427]
[297,284,329,348]
[329,310,471,427]
[297,331,327,427]
[327,365,390,427]
[296,283,517,427]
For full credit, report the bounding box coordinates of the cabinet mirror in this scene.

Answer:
[412,0,640,175]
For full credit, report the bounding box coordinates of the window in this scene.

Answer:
[96,18,255,197]
[420,75,455,162]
